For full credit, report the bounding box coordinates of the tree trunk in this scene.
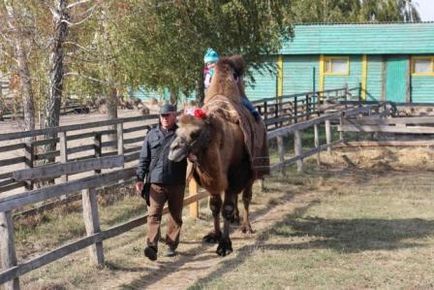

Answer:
[4,0,36,134]
[44,0,69,163]
[169,89,177,105]
[196,71,205,106]
[100,6,119,150]
[107,87,118,149]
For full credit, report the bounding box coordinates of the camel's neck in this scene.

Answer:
[193,117,227,193]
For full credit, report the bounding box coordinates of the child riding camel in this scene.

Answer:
[203,48,261,121]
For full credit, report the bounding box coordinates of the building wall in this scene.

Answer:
[411,75,434,103]
[245,60,277,101]
[366,55,384,101]
[282,55,319,95]
[322,55,362,92]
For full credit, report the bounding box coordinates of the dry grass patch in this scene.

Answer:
[12,147,434,289]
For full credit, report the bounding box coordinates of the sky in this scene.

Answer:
[414,0,434,21]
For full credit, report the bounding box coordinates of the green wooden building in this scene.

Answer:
[246,22,434,103]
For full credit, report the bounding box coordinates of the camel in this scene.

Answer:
[168,56,269,256]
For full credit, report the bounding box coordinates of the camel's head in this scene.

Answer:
[205,55,247,103]
[168,108,211,162]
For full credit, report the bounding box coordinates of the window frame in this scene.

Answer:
[412,56,434,76]
[323,56,350,76]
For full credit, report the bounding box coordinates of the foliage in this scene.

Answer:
[0,0,423,118]
[290,0,420,23]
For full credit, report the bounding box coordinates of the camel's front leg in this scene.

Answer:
[203,194,222,243]
[216,193,236,256]
[240,181,254,234]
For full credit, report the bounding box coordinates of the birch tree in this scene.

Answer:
[2,0,36,132]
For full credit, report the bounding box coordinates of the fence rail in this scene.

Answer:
[0,100,387,288]
[0,87,358,196]
[0,86,373,288]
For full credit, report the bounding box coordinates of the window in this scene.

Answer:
[412,57,434,75]
[324,57,349,75]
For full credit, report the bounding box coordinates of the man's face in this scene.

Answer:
[160,112,177,129]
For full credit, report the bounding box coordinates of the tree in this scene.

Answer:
[290,0,420,23]
[120,0,293,104]
[44,0,69,131]
[1,0,36,133]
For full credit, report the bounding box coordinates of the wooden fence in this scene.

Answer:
[0,102,386,289]
[0,114,161,196]
[0,87,368,289]
[253,86,360,130]
[338,115,434,147]
[0,87,358,196]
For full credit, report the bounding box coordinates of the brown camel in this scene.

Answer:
[168,56,269,256]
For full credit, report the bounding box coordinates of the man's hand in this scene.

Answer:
[135,181,144,195]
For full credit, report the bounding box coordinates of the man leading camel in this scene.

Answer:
[135,103,187,261]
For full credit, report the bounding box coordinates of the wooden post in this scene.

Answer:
[59,131,68,183]
[344,84,349,109]
[306,94,311,120]
[294,96,298,123]
[257,178,265,192]
[94,133,102,174]
[81,188,104,266]
[339,114,344,142]
[24,141,34,190]
[294,130,303,172]
[263,101,268,125]
[277,135,285,176]
[314,124,320,166]
[188,179,199,219]
[325,119,332,153]
[0,211,20,290]
[117,123,124,156]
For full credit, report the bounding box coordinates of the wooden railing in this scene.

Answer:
[0,114,160,195]
[252,86,360,130]
[0,102,387,289]
[0,87,357,196]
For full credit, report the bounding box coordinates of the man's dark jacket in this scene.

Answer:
[136,125,187,185]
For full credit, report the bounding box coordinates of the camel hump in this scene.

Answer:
[218,55,246,77]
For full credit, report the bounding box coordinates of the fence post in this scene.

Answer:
[294,96,298,123]
[344,84,349,109]
[94,133,102,174]
[0,211,20,290]
[325,119,332,153]
[82,187,104,266]
[277,135,285,176]
[306,94,311,120]
[263,101,268,124]
[59,131,68,183]
[24,141,34,190]
[294,130,303,172]
[188,178,199,219]
[339,113,344,142]
[117,123,124,156]
[314,123,321,166]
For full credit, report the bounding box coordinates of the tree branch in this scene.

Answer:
[64,72,108,84]
[66,0,92,10]
[62,5,96,27]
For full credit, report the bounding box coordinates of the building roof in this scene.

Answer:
[280,22,434,55]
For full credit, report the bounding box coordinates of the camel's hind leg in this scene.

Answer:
[240,180,254,234]
[203,194,222,243]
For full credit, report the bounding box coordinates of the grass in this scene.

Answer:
[11,147,434,289]
[188,149,434,289]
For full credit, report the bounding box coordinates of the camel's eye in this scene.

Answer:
[190,131,200,139]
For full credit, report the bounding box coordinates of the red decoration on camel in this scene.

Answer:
[193,108,207,120]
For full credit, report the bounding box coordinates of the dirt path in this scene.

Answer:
[99,190,320,290]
